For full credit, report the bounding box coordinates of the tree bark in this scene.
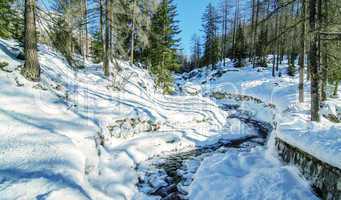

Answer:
[22,0,40,81]
[333,80,339,96]
[99,0,105,54]
[299,0,306,103]
[320,0,328,101]
[130,0,135,63]
[252,0,259,67]
[103,0,110,77]
[84,0,89,58]
[309,0,320,122]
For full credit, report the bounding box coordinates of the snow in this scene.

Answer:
[0,38,230,199]
[178,61,341,169]
[0,37,334,199]
[188,147,319,200]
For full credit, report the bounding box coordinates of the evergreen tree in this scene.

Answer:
[190,33,202,69]
[254,25,268,67]
[202,3,220,68]
[0,0,23,41]
[90,31,104,63]
[148,0,180,94]
[234,23,247,68]
[287,54,297,76]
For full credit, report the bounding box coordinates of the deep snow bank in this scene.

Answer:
[0,39,233,199]
[176,60,341,170]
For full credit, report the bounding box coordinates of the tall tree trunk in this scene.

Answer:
[108,0,113,60]
[232,0,240,60]
[130,0,135,63]
[22,0,40,81]
[275,10,280,72]
[80,0,86,62]
[99,0,105,55]
[84,0,89,58]
[309,0,320,122]
[252,0,259,67]
[250,0,256,62]
[320,0,328,101]
[221,0,228,66]
[321,46,328,101]
[333,80,339,96]
[103,0,110,77]
[299,0,306,103]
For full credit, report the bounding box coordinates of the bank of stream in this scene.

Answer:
[137,115,274,200]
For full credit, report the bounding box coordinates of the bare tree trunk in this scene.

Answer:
[80,0,86,62]
[333,80,339,96]
[221,0,228,66]
[321,46,328,101]
[252,0,259,67]
[309,0,320,122]
[130,0,135,63]
[84,0,89,58]
[22,0,40,81]
[108,0,113,60]
[299,0,306,103]
[320,0,328,101]
[275,10,280,72]
[250,0,256,62]
[271,19,276,75]
[232,0,240,60]
[100,0,105,53]
[103,0,110,77]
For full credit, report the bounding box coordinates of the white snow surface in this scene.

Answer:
[188,147,319,200]
[0,39,230,199]
[177,60,341,169]
[0,38,327,200]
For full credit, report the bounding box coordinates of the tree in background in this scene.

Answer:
[202,3,220,68]
[190,33,202,69]
[234,23,247,68]
[21,0,40,81]
[219,0,231,66]
[0,0,24,42]
[148,0,180,94]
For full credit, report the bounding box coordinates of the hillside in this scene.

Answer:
[0,38,333,199]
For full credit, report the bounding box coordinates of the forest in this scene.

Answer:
[0,0,340,199]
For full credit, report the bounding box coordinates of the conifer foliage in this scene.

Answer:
[0,0,23,40]
[201,3,220,68]
[148,0,181,94]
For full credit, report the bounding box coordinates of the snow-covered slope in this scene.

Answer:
[0,38,325,200]
[176,59,341,169]
[0,39,231,199]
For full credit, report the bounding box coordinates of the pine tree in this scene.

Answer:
[254,25,268,67]
[219,0,231,66]
[90,31,104,63]
[202,3,220,68]
[0,0,23,41]
[190,34,202,69]
[234,23,247,68]
[148,0,180,94]
[21,0,40,81]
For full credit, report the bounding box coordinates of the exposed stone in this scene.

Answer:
[107,117,161,138]
[276,138,341,200]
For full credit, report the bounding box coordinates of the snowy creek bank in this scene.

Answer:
[276,139,341,200]
[137,116,273,200]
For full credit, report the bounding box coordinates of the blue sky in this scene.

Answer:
[174,0,219,56]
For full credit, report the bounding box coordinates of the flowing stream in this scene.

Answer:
[137,115,273,200]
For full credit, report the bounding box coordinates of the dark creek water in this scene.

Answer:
[137,117,273,200]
